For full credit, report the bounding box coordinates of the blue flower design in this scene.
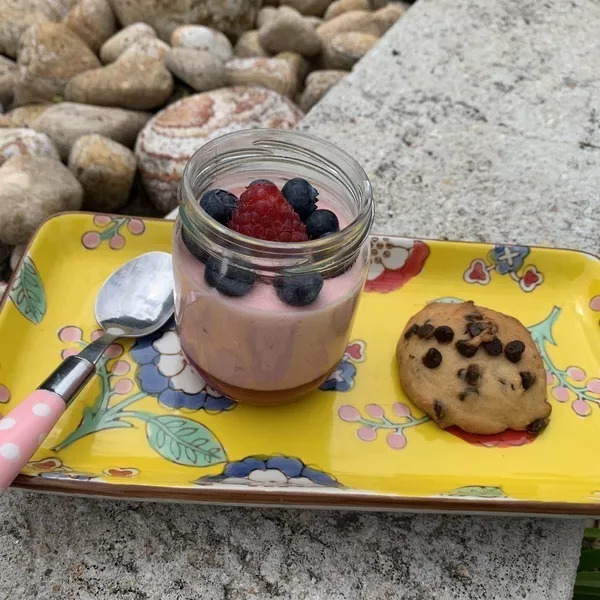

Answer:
[130,320,235,412]
[195,455,341,488]
[320,359,357,392]
[489,245,529,275]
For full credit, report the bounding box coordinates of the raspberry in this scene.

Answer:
[228,181,308,242]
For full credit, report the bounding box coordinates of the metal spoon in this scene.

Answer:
[0,251,174,491]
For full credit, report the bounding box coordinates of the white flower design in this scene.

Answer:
[153,331,205,394]
[368,238,410,280]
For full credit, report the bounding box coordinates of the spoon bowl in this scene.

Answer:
[96,251,174,337]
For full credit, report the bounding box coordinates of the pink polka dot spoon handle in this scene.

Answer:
[0,251,174,493]
[0,390,66,492]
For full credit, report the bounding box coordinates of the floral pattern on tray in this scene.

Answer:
[195,455,342,488]
[464,245,543,292]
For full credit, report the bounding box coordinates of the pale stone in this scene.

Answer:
[0,155,83,245]
[170,25,233,63]
[31,102,150,159]
[165,48,227,93]
[14,22,101,104]
[65,57,173,110]
[234,30,268,58]
[0,128,59,166]
[226,57,298,98]
[68,134,136,211]
[64,0,116,52]
[99,22,156,63]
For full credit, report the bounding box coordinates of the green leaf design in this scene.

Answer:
[146,415,226,467]
[9,256,46,324]
[445,486,507,498]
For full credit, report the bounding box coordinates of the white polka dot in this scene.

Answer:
[38,433,47,444]
[0,417,16,430]
[0,442,20,460]
[32,403,51,417]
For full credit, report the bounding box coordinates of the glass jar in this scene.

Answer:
[173,129,374,405]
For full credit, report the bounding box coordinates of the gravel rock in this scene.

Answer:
[64,0,116,52]
[68,134,136,211]
[257,6,278,28]
[298,68,346,111]
[226,57,298,97]
[135,86,302,211]
[170,25,233,63]
[258,6,322,56]
[276,51,310,82]
[322,31,378,69]
[324,0,370,20]
[0,127,59,165]
[279,0,332,16]
[14,22,101,104]
[165,48,227,93]
[118,37,171,61]
[1,104,48,127]
[316,10,380,39]
[109,0,261,40]
[99,22,156,63]
[65,56,173,110]
[234,30,268,58]
[31,102,150,159]
[305,15,324,27]
[0,155,83,245]
[372,2,406,33]
[0,55,18,107]
[0,0,64,59]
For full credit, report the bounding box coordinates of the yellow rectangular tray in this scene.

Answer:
[1,213,599,515]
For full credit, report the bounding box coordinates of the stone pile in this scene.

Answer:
[0,0,409,291]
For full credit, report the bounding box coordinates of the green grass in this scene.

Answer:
[575,527,600,600]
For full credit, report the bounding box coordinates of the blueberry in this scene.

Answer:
[305,209,339,239]
[282,178,319,221]
[204,257,255,297]
[199,189,238,225]
[274,273,323,306]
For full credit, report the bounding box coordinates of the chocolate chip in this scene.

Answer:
[483,337,503,356]
[465,312,484,321]
[404,324,419,340]
[498,378,506,385]
[434,400,444,419]
[527,418,549,434]
[459,387,479,401]
[465,364,480,386]
[466,321,486,337]
[510,384,515,390]
[422,348,442,368]
[457,368,465,378]
[520,371,536,390]
[504,340,525,363]
[456,340,478,358]
[434,325,454,344]
[417,323,435,339]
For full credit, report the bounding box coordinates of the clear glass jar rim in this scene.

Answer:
[178,129,374,259]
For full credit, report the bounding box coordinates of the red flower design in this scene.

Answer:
[464,259,491,285]
[447,426,536,448]
[365,238,430,293]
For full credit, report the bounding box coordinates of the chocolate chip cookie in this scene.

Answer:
[396,301,551,435]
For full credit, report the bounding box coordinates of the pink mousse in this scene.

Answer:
[173,193,366,392]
